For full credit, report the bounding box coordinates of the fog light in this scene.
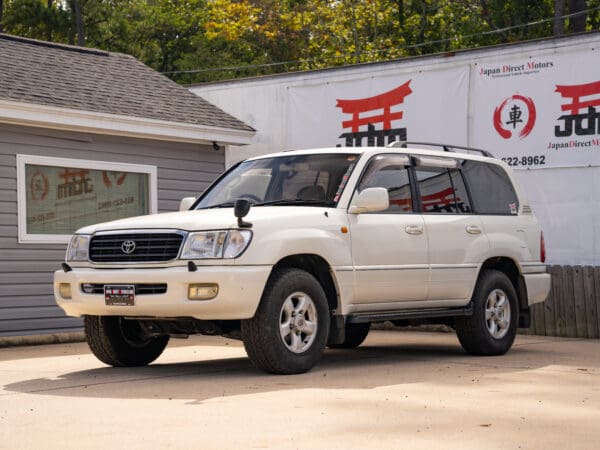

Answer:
[188,283,218,300]
[59,283,72,299]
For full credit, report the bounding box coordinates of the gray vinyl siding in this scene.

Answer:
[0,123,225,337]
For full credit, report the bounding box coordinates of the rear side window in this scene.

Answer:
[462,161,519,215]
[415,168,472,214]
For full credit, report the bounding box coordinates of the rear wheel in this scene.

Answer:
[84,315,169,367]
[329,323,371,349]
[455,270,518,356]
[241,268,330,374]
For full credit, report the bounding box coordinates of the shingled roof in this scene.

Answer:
[0,33,253,133]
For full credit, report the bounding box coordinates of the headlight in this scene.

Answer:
[180,230,252,259]
[66,234,90,261]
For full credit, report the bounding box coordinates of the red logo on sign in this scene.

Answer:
[555,80,600,115]
[493,94,536,139]
[30,171,49,201]
[553,80,600,138]
[336,81,413,146]
[102,171,127,188]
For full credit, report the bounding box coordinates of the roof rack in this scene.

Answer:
[387,141,494,158]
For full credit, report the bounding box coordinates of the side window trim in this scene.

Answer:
[459,167,476,214]
[445,168,460,213]
[407,163,422,213]
[448,168,474,214]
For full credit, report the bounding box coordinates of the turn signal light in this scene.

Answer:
[188,283,219,300]
[59,283,72,299]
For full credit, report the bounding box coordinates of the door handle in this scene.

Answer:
[405,225,423,235]
[466,225,482,235]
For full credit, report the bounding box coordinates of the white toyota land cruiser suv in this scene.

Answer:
[55,143,550,374]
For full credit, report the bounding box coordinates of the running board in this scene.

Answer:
[347,304,473,324]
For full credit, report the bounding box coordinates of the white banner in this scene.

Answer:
[286,66,469,150]
[470,48,600,169]
[193,34,600,265]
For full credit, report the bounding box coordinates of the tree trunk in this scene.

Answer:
[554,0,565,35]
[479,0,507,42]
[396,0,404,26]
[418,1,427,49]
[569,0,587,33]
[71,0,85,46]
[347,0,360,63]
[0,0,4,34]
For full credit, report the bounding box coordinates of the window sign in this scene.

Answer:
[17,155,157,243]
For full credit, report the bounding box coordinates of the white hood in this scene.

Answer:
[76,207,331,234]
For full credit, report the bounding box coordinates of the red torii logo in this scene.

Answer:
[555,80,600,115]
[554,80,600,137]
[336,81,413,146]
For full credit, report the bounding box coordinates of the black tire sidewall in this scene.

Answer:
[242,268,330,374]
[85,316,169,367]
[457,270,519,356]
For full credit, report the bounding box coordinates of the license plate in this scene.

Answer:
[104,285,135,306]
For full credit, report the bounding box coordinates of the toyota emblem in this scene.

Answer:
[121,240,136,254]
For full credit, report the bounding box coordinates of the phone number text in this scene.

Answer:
[501,155,546,167]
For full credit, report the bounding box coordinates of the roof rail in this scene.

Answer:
[387,141,494,158]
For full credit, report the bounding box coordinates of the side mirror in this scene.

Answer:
[234,198,253,228]
[179,197,196,211]
[348,187,389,214]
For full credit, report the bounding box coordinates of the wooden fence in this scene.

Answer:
[521,265,600,339]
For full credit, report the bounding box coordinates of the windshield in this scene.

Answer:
[195,153,358,209]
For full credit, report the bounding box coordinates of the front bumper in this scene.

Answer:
[54,265,272,320]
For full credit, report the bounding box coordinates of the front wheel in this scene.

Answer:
[455,270,518,356]
[84,316,169,367]
[241,268,330,374]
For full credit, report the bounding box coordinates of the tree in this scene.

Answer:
[1,0,599,83]
[569,0,588,32]
[554,0,566,34]
[69,0,84,45]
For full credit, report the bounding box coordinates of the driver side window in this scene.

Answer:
[357,155,414,214]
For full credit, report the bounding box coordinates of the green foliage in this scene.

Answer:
[0,0,598,83]
[2,0,70,41]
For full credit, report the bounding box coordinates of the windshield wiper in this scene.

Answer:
[200,202,236,209]
[254,199,334,207]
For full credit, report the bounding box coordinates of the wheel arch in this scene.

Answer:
[479,256,530,328]
[269,254,339,313]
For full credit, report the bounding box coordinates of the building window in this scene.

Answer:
[17,155,157,243]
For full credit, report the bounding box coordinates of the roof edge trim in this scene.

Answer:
[0,99,255,146]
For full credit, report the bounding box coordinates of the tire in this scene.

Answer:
[241,268,330,374]
[455,270,519,356]
[329,323,371,349]
[84,315,169,367]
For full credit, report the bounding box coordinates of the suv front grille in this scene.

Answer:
[89,233,185,263]
[82,284,168,295]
